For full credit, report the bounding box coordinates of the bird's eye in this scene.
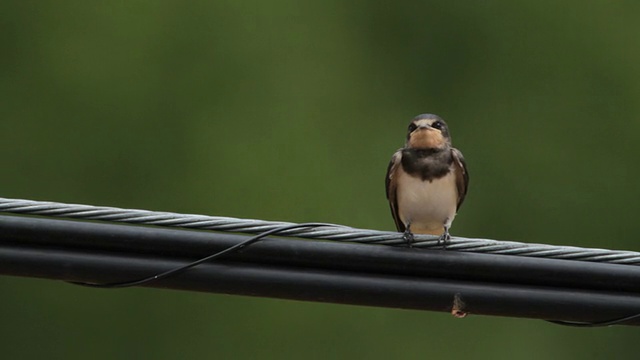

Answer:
[431,121,443,130]
[408,123,418,132]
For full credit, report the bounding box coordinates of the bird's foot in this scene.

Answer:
[403,229,415,247]
[438,229,451,249]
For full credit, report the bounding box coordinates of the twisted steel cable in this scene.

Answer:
[1,197,639,265]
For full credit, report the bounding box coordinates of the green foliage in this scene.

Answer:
[1,1,639,358]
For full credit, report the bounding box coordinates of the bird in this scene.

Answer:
[385,114,469,246]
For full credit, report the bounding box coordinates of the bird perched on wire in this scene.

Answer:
[385,114,469,245]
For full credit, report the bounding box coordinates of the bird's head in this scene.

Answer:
[405,114,451,149]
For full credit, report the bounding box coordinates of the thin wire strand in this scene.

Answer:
[546,313,640,327]
[2,197,640,265]
[69,222,331,288]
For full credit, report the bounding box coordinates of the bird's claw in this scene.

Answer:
[438,229,451,248]
[403,229,415,247]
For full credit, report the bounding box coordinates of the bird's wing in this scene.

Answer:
[385,150,405,232]
[451,147,469,210]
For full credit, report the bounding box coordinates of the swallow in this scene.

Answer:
[385,114,469,246]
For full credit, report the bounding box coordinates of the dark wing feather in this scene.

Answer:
[451,148,469,210]
[385,150,405,232]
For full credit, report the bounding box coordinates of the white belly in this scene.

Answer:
[396,170,458,233]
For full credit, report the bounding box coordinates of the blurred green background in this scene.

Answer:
[1,1,639,358]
